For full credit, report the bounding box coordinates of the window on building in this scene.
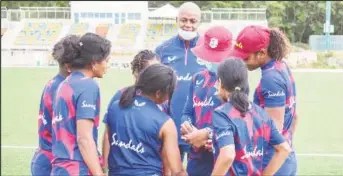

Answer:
[128,13,134,20]
[121,13,126,24]
[94,13,99,18]
[87,12,93,18]
[135,13,141,20]
[106,13,112,18]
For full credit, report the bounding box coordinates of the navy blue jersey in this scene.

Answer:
[105,95,170,175]
[155,35,206,146]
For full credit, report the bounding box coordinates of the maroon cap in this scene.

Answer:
[191,26,233,63]
[229,25,270,59]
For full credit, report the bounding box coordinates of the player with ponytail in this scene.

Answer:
[211,58,291,176]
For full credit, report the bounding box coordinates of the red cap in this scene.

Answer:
[191,26,233,63]
[229,25,270,59]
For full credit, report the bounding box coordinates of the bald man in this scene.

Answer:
[155,2,206,162]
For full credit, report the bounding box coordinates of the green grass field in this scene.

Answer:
[2,68,343,175]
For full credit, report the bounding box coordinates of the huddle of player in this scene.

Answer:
[31,3,297,176]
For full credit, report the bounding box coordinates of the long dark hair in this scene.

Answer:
[217,58,250,117]
[268,28,291,61]
[58,32,112,69]
[119,64,177,113]
[52,34,80,66]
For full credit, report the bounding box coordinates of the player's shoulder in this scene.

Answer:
[264,60,291,76]
[261,68,286,86]
[81,78,99,87]
[135,97,168,115]
[72,78,99,93]
[250,103,270,120]
[44,75,64,91]
[119,86,128,93]
[110,86,128,104]
[212,103,236,125]
[155,35,177,53]
[150,105,170,122]
[106,99,122,117]
[214,102,232,116]
[44,78,55,90]
[114,87,127,96]
[214,103,226,112]
[51,75,65,87]
[157,35,177,48]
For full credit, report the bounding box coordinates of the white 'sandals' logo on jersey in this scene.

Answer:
[167,56,177,62]
[134,100,146,107]
[52,113,63,125]
[215,130,232,141]
[177,73,192,81]
[38,114,47,125]
[81,101,96,110]
[289,96,296,109]
[111,133,145,154]
[267,90,285,97]
[241,146,263,159]
[193,96,214,107]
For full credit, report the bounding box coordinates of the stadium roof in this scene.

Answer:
[149,4,178,19]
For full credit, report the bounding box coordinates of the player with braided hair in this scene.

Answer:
[31,34,79,176]
[130,49,160,79]
[104,50,161,116]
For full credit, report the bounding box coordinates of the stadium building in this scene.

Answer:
[1,1,267,67]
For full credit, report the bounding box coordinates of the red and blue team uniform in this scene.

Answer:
[51,71,102,176]
[155,35,206,157]
[212,102,285,176]
[182,69,222,176]
[104,95,170,176]
[253,59,297,175]
[31,74,65,176]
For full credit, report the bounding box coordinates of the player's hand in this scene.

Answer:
[180,121,195,135]
[181,129,208,148]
